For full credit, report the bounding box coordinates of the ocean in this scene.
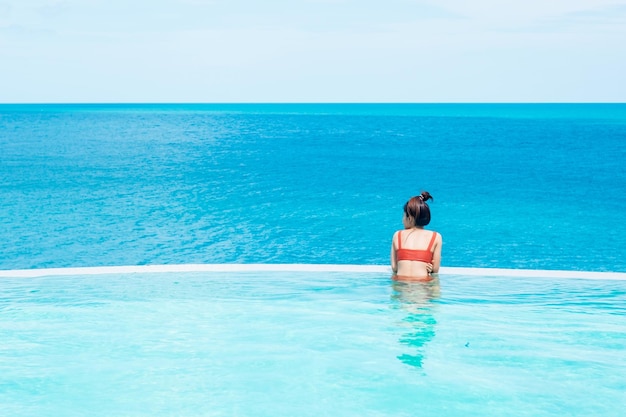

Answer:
[1,103,625,272]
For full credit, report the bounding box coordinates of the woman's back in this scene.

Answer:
[393,228,441,279]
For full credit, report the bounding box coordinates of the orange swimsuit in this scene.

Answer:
[396,230,437,263]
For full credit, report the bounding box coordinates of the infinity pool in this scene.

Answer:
[1,265,625,417]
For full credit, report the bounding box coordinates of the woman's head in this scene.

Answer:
[403,191,433,227]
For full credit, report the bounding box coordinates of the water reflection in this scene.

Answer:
[391,278,440,369]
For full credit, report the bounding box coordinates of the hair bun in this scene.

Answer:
[420,191,433,202]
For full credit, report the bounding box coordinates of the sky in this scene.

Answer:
[1,0,625,103]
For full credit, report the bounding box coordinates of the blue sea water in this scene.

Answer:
[1,103,625,271]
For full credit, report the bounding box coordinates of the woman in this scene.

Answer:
[391,191,442,280]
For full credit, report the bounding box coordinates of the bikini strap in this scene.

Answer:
[397,231,402,249]
[426,231,438,251]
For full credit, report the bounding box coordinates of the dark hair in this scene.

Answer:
[403,191,433,227]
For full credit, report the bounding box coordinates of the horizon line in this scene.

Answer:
[2,102,626,105]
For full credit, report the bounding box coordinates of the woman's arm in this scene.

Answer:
[431,233,442,273]
[390,231,398,273]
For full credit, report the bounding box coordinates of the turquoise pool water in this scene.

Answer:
[1,266,625,417]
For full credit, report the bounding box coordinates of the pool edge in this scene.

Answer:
[1,264,625,280]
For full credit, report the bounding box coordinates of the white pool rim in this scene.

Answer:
[1,264,625,280]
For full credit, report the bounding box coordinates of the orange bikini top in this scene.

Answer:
[396,230,437,263]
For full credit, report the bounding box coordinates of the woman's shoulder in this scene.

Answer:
[392,229,406,240]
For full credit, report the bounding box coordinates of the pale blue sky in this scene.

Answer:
[1,0,625,102]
